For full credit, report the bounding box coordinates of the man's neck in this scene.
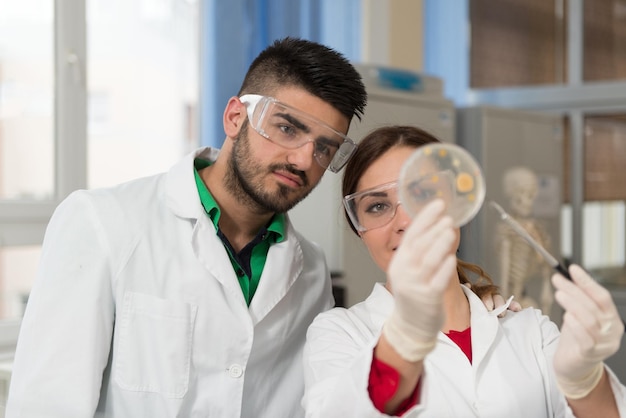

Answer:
[200,162,274,252]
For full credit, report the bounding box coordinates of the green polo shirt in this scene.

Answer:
[193,159,286,306]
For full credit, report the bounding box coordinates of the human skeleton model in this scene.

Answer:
[496,167,554,313]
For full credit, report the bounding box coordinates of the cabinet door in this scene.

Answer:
[458,106,563,318]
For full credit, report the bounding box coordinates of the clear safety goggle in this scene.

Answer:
[239,94,356,173]
[343,171,456,232]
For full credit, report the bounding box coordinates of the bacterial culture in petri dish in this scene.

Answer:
[398,143,485,227]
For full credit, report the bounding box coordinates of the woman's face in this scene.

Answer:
[357,145,460,272]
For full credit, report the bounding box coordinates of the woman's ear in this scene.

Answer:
[223,96,247,138]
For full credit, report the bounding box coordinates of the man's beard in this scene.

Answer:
[225,123,315,214]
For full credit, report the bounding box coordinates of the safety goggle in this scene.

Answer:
[343,171,456,232]
[239,94,356,173]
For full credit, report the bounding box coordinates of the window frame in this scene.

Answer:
[0,0,87,242]
[0,0,87,347]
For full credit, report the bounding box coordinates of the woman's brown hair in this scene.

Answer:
[342,125,499,300]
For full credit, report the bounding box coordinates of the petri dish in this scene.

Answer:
[398,143,485,227]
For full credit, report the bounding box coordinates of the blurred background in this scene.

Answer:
[0,0,625,403]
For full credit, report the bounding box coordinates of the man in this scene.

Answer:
[7,37,367,418]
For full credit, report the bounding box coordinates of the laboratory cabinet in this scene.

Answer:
[457,106,564,320]
[289,77,455,308]
[457,106,626,381]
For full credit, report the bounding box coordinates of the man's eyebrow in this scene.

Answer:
[275,111,343,147]
[275,112,309,133]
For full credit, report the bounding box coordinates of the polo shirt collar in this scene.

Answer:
[193,159,286,243]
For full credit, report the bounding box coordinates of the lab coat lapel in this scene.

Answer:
[191,214,247,302]
[165,146,248,305]
[166,146,218,219]
[464,286,502,370]
[248,221,303,325]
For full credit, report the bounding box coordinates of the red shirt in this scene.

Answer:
[368,327,472,416]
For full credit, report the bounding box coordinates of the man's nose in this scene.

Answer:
[286,141,316,171]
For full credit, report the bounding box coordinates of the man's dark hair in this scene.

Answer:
[238,37,367,123]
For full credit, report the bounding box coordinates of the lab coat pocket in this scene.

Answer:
[115,291,198,398]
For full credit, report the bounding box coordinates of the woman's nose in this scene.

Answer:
[392,203,412,232]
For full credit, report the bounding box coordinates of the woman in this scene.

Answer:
[302,126,625,417]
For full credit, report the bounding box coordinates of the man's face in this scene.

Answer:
[226,87,350,214]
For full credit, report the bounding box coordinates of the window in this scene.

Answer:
[0,1,54,201]
[0,0,199,329]
[0,0,56,330]
[0,247,39,319]
[87,0,199,188]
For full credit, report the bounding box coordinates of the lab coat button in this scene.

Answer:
[228,364,244,378]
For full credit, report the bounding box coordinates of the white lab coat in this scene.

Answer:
[303,283,626,417]
[7,147,334,418]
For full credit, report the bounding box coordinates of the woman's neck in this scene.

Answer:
[441,277,471,333]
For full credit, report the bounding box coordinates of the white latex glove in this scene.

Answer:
[471,286,523,317]
[487,294,522,317]
[383,199,458,362]
[552,264,624,399]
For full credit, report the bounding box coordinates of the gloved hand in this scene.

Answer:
[552,264,624,399]
[469,285,522,317]
[383,199,458,362]
[486,294,523,314]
